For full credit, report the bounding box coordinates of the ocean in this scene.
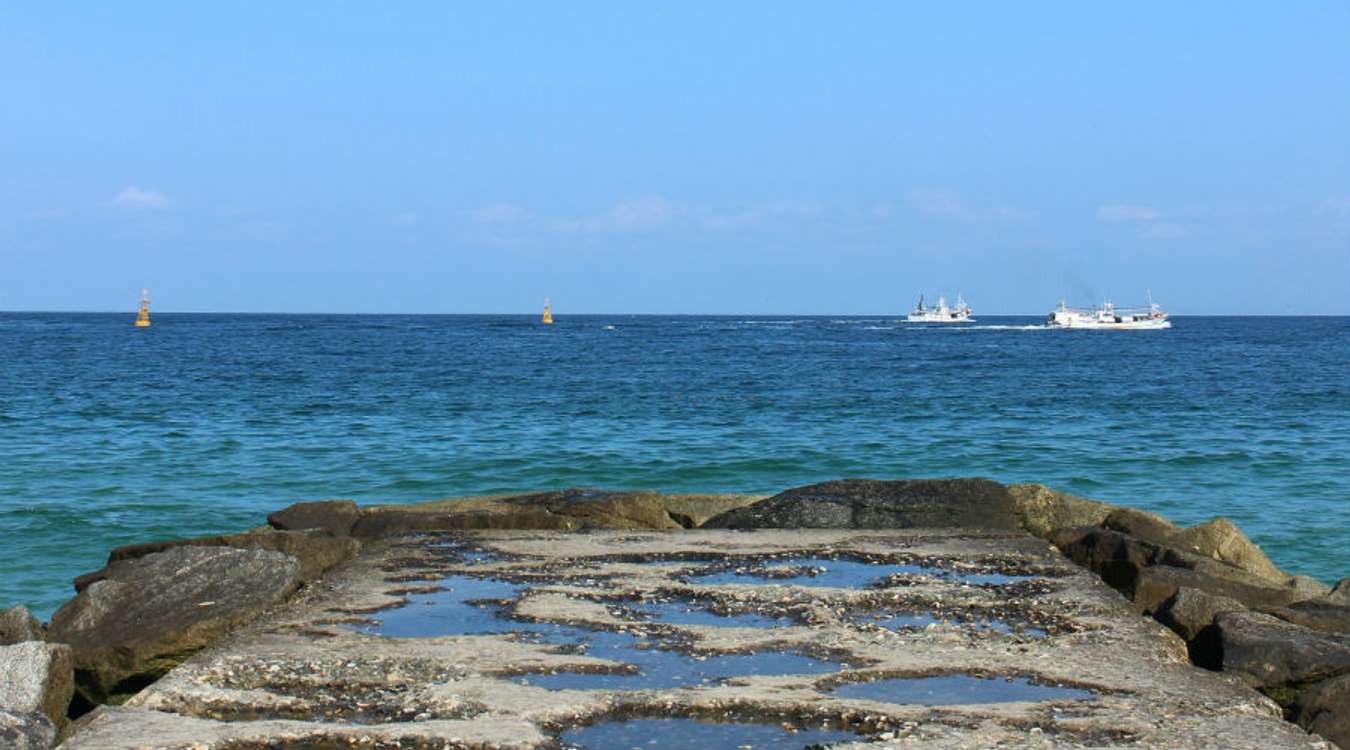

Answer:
[2,313,1347,618]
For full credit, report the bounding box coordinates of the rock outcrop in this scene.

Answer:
[76,527,358,591]
[1260,599,1350,636]
[48,546,302,707]
[1046,508,1346,747]
[266,499,360,537]
[351,488,763,538]
[1005,482,1113,537]
[704,478,1023,530]
[1154,587,1243,655]
[0,641,74,749]
[26,478,1347,748]
[1296,674,1350,750]
[0,606,44,645]
[1216,610,1350,688]
[1214,610,1350,748]
[0,710,55,750]
[55,528,1335,750]
[1331,579,1350,605]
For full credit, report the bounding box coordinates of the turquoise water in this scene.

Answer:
[1,314,1347,618]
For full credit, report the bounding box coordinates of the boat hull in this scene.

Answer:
[1048,318,1171,330]
[906,316,975,323]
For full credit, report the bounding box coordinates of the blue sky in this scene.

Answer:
[2,3,1347,314]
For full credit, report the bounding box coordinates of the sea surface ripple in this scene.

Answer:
[1,313,1347,617]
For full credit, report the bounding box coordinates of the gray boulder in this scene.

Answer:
[1101,506,1180,546]
[0,641,73,734]
[1155,586,1244,642]
[1054,526,1314,609]
[351,507,578,537]
[1005,483,1112,538]
[1329,578,1350,605]
[48,546,301,706]
[76,527,357,591]
[1097,508,1288,586]
[1153,587,1244,669]
[0,606,44,645]
[1295,673,1350,750]
[1169,518,1291,586]
[1215,610,1350,688]
[350,489,706,538]
[1259,598,1350,636]
[1050,527,1164,593]
[1132,564,1312,616]
[704,478,1022,530]
[658,494,766,528]
[266,499,360,537]
[0,710,55,750]
[497,489,687,529]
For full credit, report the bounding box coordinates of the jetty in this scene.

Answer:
[3,480,1347,749]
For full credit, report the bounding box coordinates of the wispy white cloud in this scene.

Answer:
[474,203,532,224]
[1094,203,1195,239]
[906,188,1034,223]
[908,188,972,220]
[110,186,170,210]
[702,200,820,229]
[1096,204,1160,222]
[389,211,420,227]
[607,196,681,229]
[552,196,682,233]
[1138,222,1191,240]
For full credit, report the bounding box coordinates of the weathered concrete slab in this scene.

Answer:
[61,529,1332,749]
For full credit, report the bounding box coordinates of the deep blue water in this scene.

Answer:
[2,313,1347,618]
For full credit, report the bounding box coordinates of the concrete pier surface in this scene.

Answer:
[61,528,1329,749]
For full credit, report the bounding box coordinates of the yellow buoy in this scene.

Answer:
[541,298,553,325]
[134,288,151,327]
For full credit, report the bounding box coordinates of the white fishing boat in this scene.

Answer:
[907,294,974,323]
[1046,295,1171,330]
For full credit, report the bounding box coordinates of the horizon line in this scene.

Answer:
[3,310,1349,318]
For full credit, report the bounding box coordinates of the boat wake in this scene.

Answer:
[904,324,1050,332]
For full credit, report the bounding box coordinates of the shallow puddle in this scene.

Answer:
[631,600,795,629]
[684,557,1040,589]
[355,579,840,689]
[559,717,858,750]
[829,674,1093,705]
[686,557,929,588]
[350,575,530,637]
[513,625,839,691]
[690,557,1039,590]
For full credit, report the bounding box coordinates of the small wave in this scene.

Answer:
[862,326,894,330]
